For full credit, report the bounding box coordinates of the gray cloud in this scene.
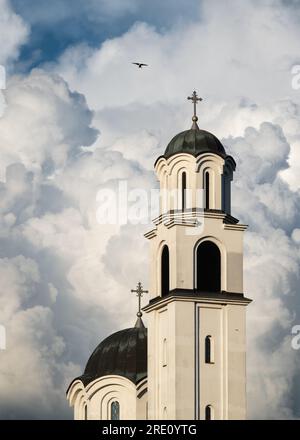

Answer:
[0,67,158,418]
[11,0,199,28]
[224,122,300,419]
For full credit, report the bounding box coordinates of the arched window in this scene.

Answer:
[196,241,221,292]
[222,169,232,214]
[84,404,87,420]
[205,172,210,209]
[205,405,214,420]
[182,172,186,211]
[161,245,170,296]
[111,401,120,420]
[205,335,215,364]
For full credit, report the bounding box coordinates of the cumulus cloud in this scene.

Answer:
[10,0,199,68]
[11,0,198,31]
[0,0,300,421]
[56,1,300,107]
[224,123,300,418]
[0,70,154,418]
[0,0,28,65]
[55,0,300,188]
[53,0,300,419]
[0,0,28,113]
[0,70,98,179]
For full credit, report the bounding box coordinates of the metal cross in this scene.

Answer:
[187,90,203,119]
[131,282,148,318]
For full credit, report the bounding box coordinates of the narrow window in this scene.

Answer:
[205,405,214,420]
[84,404,87,420]
[163,407,168,419]
[161,245,170,296]
[222,174,226,211]
[182,172,186,211]
[205,335,215,363]
[111,401,120,420]
[205,172,210,209]
[162,338,167,367]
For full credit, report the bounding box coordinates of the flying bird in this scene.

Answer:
[132,62,148,68]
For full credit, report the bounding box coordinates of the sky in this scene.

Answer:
[0,0,300,419]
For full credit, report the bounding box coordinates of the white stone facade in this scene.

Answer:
[144,151,251,420]
[67,376,147,420]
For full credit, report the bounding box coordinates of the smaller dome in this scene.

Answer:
[74,320,147,387]
[164,127,226,159]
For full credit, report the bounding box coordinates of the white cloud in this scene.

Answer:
[53,0,300,418]
[0,69,98,180]
[56,1,300,108]
[55,0,300,189]
[0,0,28,65]
[225,123,300,418]
[0,69,154,418]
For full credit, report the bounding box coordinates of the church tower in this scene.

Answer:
[143,91,251,420]
[66,92,251,421]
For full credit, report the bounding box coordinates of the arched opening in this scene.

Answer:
[205,335,215,364]
[222,173,231,214]
[196,241,221,292]
[182,172,186,211]
[205,405,214,420]
[111,401,120,420]
[161,245,170,296]
[84,404,87,420]
[205,172,210,209]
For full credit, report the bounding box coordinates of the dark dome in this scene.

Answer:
[75,321,147,387]
[164,128,226,159]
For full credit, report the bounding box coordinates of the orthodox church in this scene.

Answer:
[67,92,252,420]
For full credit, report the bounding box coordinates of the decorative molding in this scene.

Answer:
[152,208,240,227]
[143,289,252,313]
[144,229,157,240]
[224,223,248,231]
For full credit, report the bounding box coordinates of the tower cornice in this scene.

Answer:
[144,209,247,240]
[143,289,252,313]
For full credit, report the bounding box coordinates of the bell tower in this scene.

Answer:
[144,92,251,420]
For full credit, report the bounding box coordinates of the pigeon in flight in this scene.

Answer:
[132,62,148,68]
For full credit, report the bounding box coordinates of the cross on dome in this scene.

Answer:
[131,282,148,324]
[187,90,203,129]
